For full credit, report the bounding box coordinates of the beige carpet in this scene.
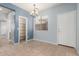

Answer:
[0,40,78,56]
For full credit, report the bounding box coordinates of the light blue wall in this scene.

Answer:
[34,3,77,44]
[0,3,33,43]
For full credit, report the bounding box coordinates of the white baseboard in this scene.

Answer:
[33,39,58,45]
[15,38,57,46]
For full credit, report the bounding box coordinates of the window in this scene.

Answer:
[35,16,48,31]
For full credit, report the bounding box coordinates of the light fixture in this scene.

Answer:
[31,4,39,17]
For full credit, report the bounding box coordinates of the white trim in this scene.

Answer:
[18,16,28,44]
[8,11,15,44]
[33,39,58,45]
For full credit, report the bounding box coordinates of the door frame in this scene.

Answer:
[18,16,28,44]
[8,11,15,44]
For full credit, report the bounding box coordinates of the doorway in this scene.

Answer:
[57,10,76,48]
[18,16,28,43]
[0,6,15,46]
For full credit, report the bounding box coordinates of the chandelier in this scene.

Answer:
[31,4,39,16]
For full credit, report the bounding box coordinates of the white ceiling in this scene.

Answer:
[13,3,59,13]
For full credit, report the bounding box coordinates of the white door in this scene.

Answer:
[57,10,76,48]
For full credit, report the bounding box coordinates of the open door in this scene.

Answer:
[18,16,28,43]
